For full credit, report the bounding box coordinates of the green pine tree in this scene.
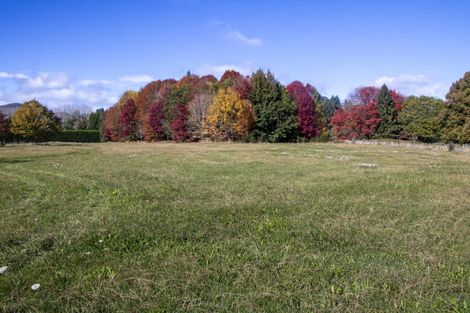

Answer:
[375,84,400,138]
[249,70,298,142]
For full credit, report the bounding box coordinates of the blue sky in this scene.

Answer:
[0,0,469,110]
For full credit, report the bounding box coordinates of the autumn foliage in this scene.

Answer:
[4,70,469,145]
[390,90,405,111]
[145,100,166,141]
[119,99,137,140]
[331,86,405,140]
[103,106,120,141]
[187,93,213,140]
[287,81,317,139]
[170,104,190,142]
[11,100,61,143]
[99,70,470,144]
[347,86,380,106]
[331,103,381,139]
[220,70,252,99]
[206,88,254,140]
[104,90,137,141]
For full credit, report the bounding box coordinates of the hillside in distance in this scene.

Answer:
[0,103,21,116]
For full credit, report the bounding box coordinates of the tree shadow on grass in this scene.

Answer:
[0,151,86,165]
[46,142,88,147]
[0,158,32,164]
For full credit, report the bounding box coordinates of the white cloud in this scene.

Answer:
[119,75,153,84]
[0,71,119,110]
[225,30,263,47]
[373,74,446,98]
[211,21,263,47]
[21,72,70,90]
[78,79,112,87]
[196,64,254,77]
[0,71,29,79]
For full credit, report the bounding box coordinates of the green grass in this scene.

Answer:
[1,142,469,312]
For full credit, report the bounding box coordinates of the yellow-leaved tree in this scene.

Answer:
[206,88,254,140]
[11,100,60,143]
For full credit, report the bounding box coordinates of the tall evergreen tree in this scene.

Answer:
[249,70,298,142]
[375,84,400,138]
[323,96,342,122]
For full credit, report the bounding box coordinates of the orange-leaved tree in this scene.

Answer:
[103,90,137,141]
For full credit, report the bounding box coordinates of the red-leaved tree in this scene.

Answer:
[390,90,405,111]
[331,103,381,139]
[331,86,405,140]
[347,86,380,106]
[331,86,383,140]
[119,99,137,140]
[146,100,165,141]
[171,104,190,142]
[287,81,317,139]
[220,70,252,99]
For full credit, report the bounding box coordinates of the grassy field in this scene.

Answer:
[0,142,469,312]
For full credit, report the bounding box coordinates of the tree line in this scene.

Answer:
[1,70,469,146]
[0,101,104,144]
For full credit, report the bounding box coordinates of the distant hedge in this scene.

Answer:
[53,130,101,142]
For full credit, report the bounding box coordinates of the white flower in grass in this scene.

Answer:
[358,163,378,168]
[0,266,8,274]
[98,239,104,243]
[31,284,40,291]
